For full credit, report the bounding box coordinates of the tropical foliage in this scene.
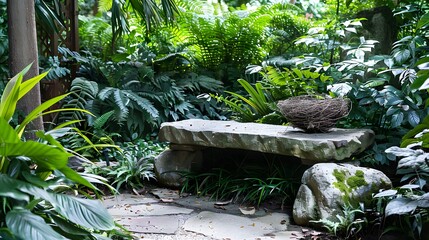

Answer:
[2,0,429,239]
[60,52,224,140]
[0,66,119,239]
[85,138,166,191]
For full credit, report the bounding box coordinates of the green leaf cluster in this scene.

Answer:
[181,156,305,207]
[0,66,118,239]
[214,66,331,124]
[64,51,224,139]
[85,138,166,190]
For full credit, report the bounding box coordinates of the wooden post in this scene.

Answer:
[7,0,44,136]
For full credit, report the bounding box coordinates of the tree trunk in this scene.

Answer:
[7,0,44,138]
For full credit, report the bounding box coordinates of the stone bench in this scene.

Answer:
[155,119,374,187]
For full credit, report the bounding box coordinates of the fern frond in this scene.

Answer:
[176,73,223,92]
[211,94,254,122]
[98,0,113,12]
[125,91,159,118]
[70,77,99,98]
[112,89,129,121]
[59,77,99,124]
[98,87,115,101]
[93,110,115,129]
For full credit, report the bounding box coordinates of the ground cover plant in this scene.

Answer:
[84,138,167,191]
[180,151,306,208]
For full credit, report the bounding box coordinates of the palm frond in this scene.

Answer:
[34,0,65,34]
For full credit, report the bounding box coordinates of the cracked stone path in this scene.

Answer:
[103,189,306,240]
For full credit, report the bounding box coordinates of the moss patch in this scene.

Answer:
[332,168,368,206]
[346,170,367,188]
[333,169,346,182]
[333,169,350,195]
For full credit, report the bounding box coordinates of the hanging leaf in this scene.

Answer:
[0,174,29,201]
[390,112,404,128]
[374,189,398,198]
[385,198,418,216]
[45,193,115,230]
[0,141,69,171]
[385,146,416,157]
[408,111,420,127]
[6,208,67,240]
[0,175,114,231]
[417,12,429,30]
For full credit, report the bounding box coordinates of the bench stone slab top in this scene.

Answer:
[158,119,375,163]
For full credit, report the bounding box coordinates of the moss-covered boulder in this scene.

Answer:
[293,163,391,226]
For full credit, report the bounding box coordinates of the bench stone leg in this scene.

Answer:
[154,145,203,188]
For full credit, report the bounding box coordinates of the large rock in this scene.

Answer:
[293,163,392,225]
[154,146,203,188]
[159,119,374,164]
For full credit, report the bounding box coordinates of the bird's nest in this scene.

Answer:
[277,95,350,133]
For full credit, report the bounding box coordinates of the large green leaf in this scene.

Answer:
[0,66,25,122]
[0,174,29,201]
[0,108,69,171]
[16,93,70,137]
[59,166,97,190]
[6,208,67,240]
[0,141,69,170]
[385,197,418,216]
[50,214,93,237]
[45,192,115,230]
[417,12,429,30]
[0,174,114,231]
[0,64,49,123]
[0,118,19,144]
[18,70,49,100]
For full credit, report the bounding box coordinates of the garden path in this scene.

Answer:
[103,188,324,240]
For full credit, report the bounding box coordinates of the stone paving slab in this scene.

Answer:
[108,203,193,217]
[107,189,308,240]
[135,232,215,240]
[102,194,157,208]
[150,188,181,200]
[182,211,289,240]
[115,215,186,234]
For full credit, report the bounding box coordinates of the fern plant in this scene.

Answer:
[213,79,274,122]
[310,203,365,238]
[65,50,224,139]
[59,77,98,126]
[181,7,272,84]
[214,66,332,123]
[260,66,332,100]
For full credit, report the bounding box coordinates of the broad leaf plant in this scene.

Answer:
[0,65,116,239]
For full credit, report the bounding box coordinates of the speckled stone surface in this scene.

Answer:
[159,119,374,163]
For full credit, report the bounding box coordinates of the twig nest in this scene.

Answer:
[277,95,350,133]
